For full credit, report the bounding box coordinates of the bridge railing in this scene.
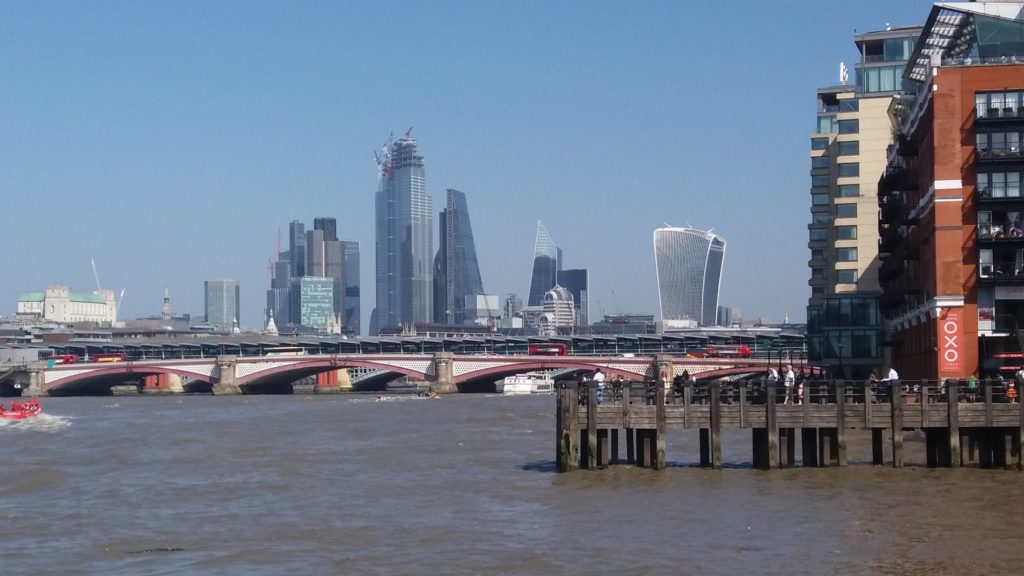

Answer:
[575,378,1022,408]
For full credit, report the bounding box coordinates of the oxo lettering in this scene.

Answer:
[943,319,959,363]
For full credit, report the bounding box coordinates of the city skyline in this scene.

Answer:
[1,1,933,329]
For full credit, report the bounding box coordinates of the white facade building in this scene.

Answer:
[16,286,117,325]
[654,227,726,326]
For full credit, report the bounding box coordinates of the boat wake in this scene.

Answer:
[0,413,72,433]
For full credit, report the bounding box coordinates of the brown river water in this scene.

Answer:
[1,393,1023,575]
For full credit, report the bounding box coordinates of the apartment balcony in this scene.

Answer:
[977,186,1024,203]
[979,263,1024,284]
[976,146,1024,164]
[976,106,1024,122]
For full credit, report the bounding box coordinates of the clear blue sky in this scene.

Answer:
[0,1,933,331]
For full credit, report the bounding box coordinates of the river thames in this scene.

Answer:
[2,393,1023,575]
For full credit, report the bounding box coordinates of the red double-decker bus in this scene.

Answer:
[528,343,568,356]
[49,354,79,365]
[703,345,752,358]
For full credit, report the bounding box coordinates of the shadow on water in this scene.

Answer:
[521,460,557,473]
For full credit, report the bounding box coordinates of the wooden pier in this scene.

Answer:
[555,379,1024,472]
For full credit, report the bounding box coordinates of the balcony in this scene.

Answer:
[979,263,1024,283]
[977,106,1024,122]
[977,146,1024,163]
[977,186,1024,202]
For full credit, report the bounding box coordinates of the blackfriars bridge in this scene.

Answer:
[15,354,816,396]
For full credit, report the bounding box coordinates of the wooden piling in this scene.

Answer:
[779,428,795,468]
[891,382,904,468]
[611,429,619,464]
[710,381,722,470]
[654,383,666,470]
[597,429,609,469]
[766,378,778,469]
[948,380,960,467]
[836,380,847,466]
[626,429,635,464]
[587,382,597,470]
[556,381,579,473]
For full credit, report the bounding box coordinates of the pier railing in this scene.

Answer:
[557,378,1024,473]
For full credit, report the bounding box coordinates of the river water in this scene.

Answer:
[2,393,1023,575]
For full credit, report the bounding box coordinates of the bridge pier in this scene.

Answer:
[212,356,242,395]
[314,369,351,394]
[142,374,184,394]
[431,353,456,394]
[25,362,48,397]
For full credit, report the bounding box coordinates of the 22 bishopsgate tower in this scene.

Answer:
[373,131,434,334]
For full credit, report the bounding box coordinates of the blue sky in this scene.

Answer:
[0,1,933,331]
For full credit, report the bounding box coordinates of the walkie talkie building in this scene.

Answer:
[654,227,726,326]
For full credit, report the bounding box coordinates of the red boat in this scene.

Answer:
[0,398,42,420]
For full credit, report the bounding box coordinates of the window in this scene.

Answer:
[812,212,831,225]
[838,141,859,156]
[839,99,859,113]
[811,137,830,151]
[811,249,825,260]
[837,269,859,283]
[812,193,830,206]
[838,163,860,177]
[812,287,825,296]
[812,175,830,187]
[836,248,858,262]
[810,229,827,241]
[980,248,993,277]
[836,225,857,240]
[838,184,860,197]
[838,119,859,134]
[835,204,857,218]
[812,156,830,169]
[811,268,825,279]
[818,116,838,134]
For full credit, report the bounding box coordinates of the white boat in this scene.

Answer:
[497,373,554,395]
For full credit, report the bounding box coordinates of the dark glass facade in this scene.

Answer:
[433,189,484,324]
[556,268,589,326]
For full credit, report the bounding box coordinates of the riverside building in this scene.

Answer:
[877,2,1024,380]
[806,24,923,379]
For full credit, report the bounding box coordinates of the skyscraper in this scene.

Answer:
[653,227,726,326]
[556,268,590,326]
[341,240,360,334]
[289,276,334,330]
[806,23,921,379]
[433,189,484,324]
[528,220,561,307]
[205,279,240,330]
[289,220,306,279]
[374,131,434,333]
[314,217,338,242]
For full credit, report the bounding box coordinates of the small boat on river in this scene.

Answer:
[0,398,42,420]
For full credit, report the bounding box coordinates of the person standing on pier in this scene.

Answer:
[593,368,606,405]
[881,366,901,394]
[784,364,796,404]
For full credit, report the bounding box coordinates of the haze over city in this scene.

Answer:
[2,1,929,329]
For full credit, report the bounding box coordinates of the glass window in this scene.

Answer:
[977,93,990,118]
[837,269,859,283]
[812,268,825,279]
[838,141,859,156]
[838,119,859,134]
[811,249,825,260]
[812,193,830,206]
[838,184,860,197]
[980,249,993,277]
[812,287,825,296]
[836,204,857,218]
[818,116,838,134]
[839,99,859,112]
[812,175,830,187]
[884,38,909,62]
[979,211,992,238]
[836,248,858,262]
[1010,172,1021,197]
[838,163,860,177]
[812,156,830,169]
[811,137,830,150]
[836,225,857,240]
[879,66,896,92]
[812,212,831,225]
[810,229,827,241]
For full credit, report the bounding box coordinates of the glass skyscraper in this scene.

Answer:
[433,189,484,324]
[528,220,561,307]
[342,240,360,334]
[205,279,240,330]
[653,227,726,326]
[290,276,334,330]
[556,268,590,326]
[374,132,433,333]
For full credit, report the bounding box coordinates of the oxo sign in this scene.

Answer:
[939,308,961,373]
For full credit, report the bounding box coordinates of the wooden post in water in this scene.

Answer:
[891,381,904,468]
[836,380,847,466]
[611,429,619,464]
[654,383,666,470]
[587,381,598,470]
[710,380,722,470]
[556,381,579,473]
[948,380,960,468]
[623,384,634,465]
[598,429,609,469]
[765,381,778,469]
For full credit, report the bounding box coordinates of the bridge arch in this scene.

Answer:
[454,360,648,386]
[45,365,215,395]
[234,358,430,388]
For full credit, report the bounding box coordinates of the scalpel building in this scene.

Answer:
[653,227,726,326]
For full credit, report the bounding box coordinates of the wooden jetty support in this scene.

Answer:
[555,378,1024,472]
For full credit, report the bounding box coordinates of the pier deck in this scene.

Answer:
[555,379,1024,472]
